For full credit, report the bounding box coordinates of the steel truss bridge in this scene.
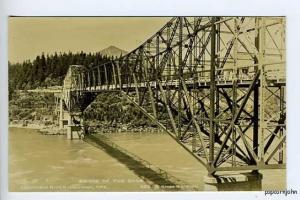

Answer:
[62,17,286,175]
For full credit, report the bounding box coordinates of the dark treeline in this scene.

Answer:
[9,51,116,92]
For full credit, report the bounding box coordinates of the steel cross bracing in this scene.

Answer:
[62,17,286,175]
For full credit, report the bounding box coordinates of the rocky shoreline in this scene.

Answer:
[9,120,66,135]
[9,120,163,135]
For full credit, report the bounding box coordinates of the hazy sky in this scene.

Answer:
[8,17,171,63]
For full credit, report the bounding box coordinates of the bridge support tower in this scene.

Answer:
[59,97,68,129]
[204,172,263,191]
[66,112,84,140]
[58,95,84,140]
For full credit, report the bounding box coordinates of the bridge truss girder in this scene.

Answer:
[64,16,286,175]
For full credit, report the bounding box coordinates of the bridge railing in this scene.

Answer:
[156,64,284,86]
[69,62,285,92]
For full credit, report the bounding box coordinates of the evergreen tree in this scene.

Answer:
[8,51,115,91]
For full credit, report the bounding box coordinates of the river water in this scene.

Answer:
[9,127,286,192]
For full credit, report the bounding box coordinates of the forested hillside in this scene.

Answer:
[9,51,116,93]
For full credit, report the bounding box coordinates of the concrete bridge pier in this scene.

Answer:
[203,172,263,191]
[58,97,83,139]
[59,98,68,129]
[66,112,84,140]
[58,97,71,130]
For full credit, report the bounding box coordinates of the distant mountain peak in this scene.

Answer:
[99,46,127,57]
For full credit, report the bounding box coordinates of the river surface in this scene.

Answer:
[9,127,286,192]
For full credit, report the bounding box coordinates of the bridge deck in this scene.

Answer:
[72,76,285,93]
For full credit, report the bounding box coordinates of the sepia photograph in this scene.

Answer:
[7,16,287,192]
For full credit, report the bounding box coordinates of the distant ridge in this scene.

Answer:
[99,45,128,57]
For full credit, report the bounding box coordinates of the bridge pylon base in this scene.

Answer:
[67,125,83,140]
[65,112,84,140]
[203,172,263,191]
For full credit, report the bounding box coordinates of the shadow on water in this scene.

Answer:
[84,134,195,191]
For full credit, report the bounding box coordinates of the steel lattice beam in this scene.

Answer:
[62,17,286,175]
